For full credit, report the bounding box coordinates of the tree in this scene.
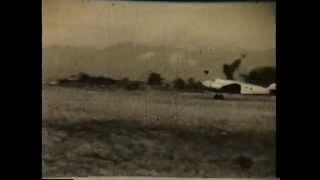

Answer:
[147,72,163,86]
[173,78,186,90]
[119,77,129,85]
[223,59,242,80]
[77,72,90,81]
[196,81,206,91]
[187,78,196,89]
[242,66,275,87]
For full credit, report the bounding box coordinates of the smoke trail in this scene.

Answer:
[223,54,245,80]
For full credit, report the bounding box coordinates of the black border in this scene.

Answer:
[28,0,43,178]
[276,0,283,178]
[122,0,275,2]
[15,0,292,179]
[11,0,42,179]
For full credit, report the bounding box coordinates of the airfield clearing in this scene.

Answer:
[43,86,276,177]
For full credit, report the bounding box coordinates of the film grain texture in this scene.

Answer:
[42,0,276,178]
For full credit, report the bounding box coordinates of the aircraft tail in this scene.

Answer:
[267,83,276,90]
[267,83,276,95]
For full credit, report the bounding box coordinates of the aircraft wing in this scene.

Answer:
[201,79,240,93]
[202,79,235,89]
[201,79,272,95]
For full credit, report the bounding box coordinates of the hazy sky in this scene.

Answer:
[43,0,275,50]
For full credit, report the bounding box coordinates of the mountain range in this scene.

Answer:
[43,42,275,83]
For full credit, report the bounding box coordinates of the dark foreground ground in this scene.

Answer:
[43,119,275,177]
[43,86,275,178]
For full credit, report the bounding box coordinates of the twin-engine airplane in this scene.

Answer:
[201,79,276,96]
[201,53,276,98]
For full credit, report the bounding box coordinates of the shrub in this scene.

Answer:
[147,72,163,86]
[242,66,275,87]
[173,78,186,90]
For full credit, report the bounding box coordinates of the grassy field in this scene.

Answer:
[42,85,276,178]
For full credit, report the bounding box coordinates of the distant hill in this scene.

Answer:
[43,42,275,83]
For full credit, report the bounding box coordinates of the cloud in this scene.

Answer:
[167,53,198,67]
[44,0,275,50]
[187,58,198,67]
[138,51,156,61]
[168,52,184,65]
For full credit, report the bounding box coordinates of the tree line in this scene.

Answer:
[56,66,275,91]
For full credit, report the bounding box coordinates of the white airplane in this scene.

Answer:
[201,78,276,96]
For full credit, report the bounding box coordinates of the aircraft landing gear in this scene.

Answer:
[214,93,224,100]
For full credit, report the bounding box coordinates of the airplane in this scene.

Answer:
[201,78,276,99]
